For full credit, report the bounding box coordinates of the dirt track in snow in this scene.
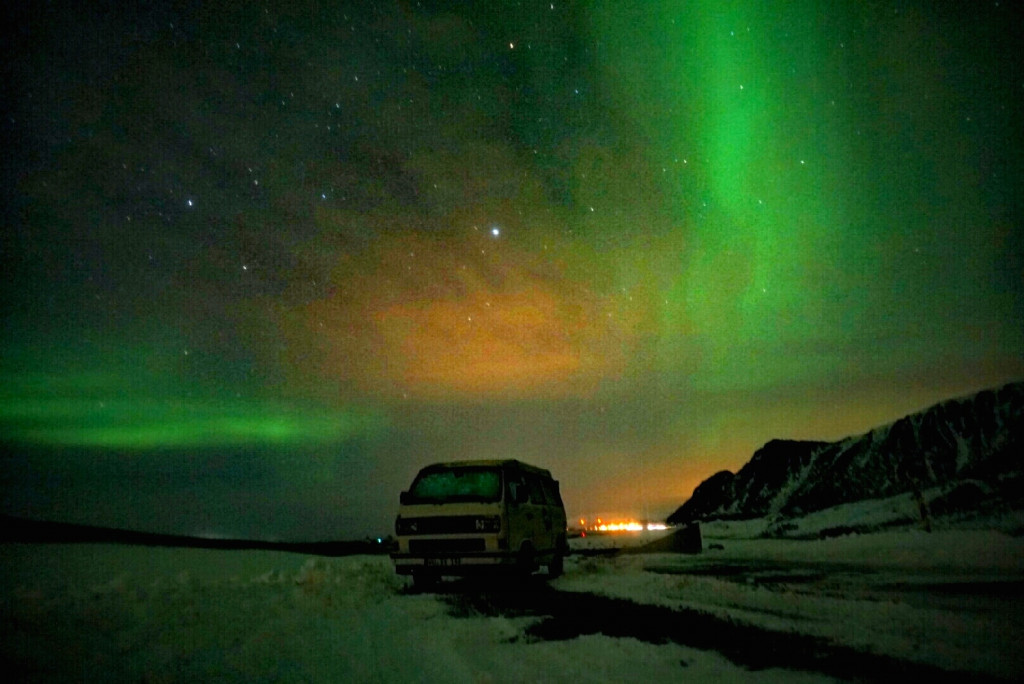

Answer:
[435,562,1021,683]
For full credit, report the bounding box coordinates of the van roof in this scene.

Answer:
[421,459,554,479]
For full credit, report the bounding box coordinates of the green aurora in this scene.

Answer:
[590,1,1022,392]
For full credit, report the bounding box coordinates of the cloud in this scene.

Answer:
[296,225,638,401]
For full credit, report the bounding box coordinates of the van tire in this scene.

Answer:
[548,534,568,578]
[548,552,564,578]
[517,543,536,576]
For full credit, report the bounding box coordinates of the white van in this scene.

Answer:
[391,459,569,587]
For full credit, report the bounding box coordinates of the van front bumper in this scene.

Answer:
[391,551,519,574]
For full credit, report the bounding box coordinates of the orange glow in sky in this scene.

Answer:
[301,228,638,400]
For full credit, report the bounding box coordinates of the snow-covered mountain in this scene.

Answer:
[667,381,1024,533]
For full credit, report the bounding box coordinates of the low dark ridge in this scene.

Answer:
[0,515,392,556]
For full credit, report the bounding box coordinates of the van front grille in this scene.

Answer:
[409,538,486,554]
[398,515,496,535]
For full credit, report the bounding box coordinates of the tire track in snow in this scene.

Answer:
[436,581,1011,683]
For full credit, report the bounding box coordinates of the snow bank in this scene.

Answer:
[2,543,834,682]
[2,545,408,681]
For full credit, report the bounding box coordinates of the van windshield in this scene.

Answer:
[407,466,502,504]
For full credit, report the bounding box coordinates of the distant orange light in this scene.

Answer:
[597,522,643,532]
[578,519,668,533]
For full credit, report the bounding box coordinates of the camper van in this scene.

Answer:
[391,460,569,586]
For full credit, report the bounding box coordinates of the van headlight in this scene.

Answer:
[474,516,501,533]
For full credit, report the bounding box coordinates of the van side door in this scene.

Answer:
[523,473,555,551]
[504,467,527,553]
[540,478,567,546]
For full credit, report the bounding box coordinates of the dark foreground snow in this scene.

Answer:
[2,528,1022,682]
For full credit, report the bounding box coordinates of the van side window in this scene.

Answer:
[524,474,547,504]
[506,474,525,503]
[541,479,563,506]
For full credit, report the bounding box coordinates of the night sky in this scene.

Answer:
[3,1,1022,540]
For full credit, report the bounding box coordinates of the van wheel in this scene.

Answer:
[548,533,568,578]
[517,543,536,576]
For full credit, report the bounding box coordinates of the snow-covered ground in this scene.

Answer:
[3,528,1022,682]
[568,526,1024,679]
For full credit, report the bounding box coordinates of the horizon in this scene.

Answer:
[3,1,1022,540]
[5,379,1019,541]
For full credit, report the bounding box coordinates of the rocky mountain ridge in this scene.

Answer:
[667,381,1024,533]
